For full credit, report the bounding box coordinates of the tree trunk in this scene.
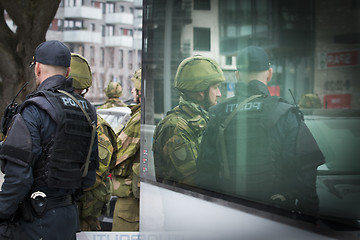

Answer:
[0,0,61,118]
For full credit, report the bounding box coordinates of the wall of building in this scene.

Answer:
[314,0,360,108]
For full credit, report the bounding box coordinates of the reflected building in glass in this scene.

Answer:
[143,0,360,125]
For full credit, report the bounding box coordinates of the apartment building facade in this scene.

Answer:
[47,0,143,102]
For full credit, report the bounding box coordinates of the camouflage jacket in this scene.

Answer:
[152,97,209,185]
[111,103,141,199]
[78,114,117,220]
[97,98,127,109]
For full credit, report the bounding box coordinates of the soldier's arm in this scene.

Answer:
[162,127,198,185]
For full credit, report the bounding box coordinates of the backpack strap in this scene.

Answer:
[57,90,97,177]
[217,95,262,180]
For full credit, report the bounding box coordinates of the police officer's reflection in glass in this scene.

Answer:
[196,46,325,215]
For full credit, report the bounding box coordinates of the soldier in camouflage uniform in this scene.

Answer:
[111,68,141,231]
[299,93,322,109]
[152,56,225,186]
[97,82,127,109]
[69,53,118,231]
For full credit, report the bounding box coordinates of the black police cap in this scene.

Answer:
[30,40,71,68]
[237,46,271,72]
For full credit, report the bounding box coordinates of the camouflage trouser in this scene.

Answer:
[111,197,139,231]
[77,177,112,231]
[80,216,101,231]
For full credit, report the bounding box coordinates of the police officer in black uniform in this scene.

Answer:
[0,40,98,239]
[197,46,325,215]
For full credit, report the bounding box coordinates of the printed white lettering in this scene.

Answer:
[244,103,252,110]
[226,104,238,112]
[61,97,70,106]
[69,98,76,106]
[61,97,89,109]
[253,102,262,110]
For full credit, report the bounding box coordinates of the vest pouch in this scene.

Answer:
[30,196,47,217]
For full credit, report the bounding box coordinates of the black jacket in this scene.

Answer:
[0,75,98,239]
[197,80,324,214]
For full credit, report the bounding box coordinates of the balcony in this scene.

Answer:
[64,30,102,43]
[64,6,102,20]
[105,12,133,25]
[105,35,133,47]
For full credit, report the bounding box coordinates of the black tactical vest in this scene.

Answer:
[218,96,293,202]
[22,90,97,189]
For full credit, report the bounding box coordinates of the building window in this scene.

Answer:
[91,23,95,31]
[101,25,105,37]
[100,48,104,67]
[193,27,211,51]
[194,0,211,10]
[106,25,114,36]
[120,28,133,36]
[109,48,114,68]
[120,5,125,12]
[91,1,101,8]
[119,49,124,68]
[128,50,133,69]
[49,19,58,31]
[102,2,106,13]
[78,45,84,56]
[58,19,64,31]
[106,3,115,13]
[90,46,95,65]
[119,76,123,86]
[226,56,233,65]
[64,20,83,30]
[69,0,83,6]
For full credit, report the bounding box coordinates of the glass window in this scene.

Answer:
[142,0,360,234]
[128,50,133,69]
[225,56,232,65]
[109,48,114,68]
[119,49,124,68]
[89,46,94,65]
[101,25,105,37]
[106,25,114,36]
[194,0,211,10]
[100,47,104,67]
[193,27,210,51]
[106,3,115,13]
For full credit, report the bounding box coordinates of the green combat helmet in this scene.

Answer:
[174,55,225,92]
[70,53,92,89]
[299,93,322,109]
[131,68,142,91]
[105,82,123,98]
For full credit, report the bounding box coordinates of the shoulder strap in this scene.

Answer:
[58,90,97,177]
[217,94,262,180]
